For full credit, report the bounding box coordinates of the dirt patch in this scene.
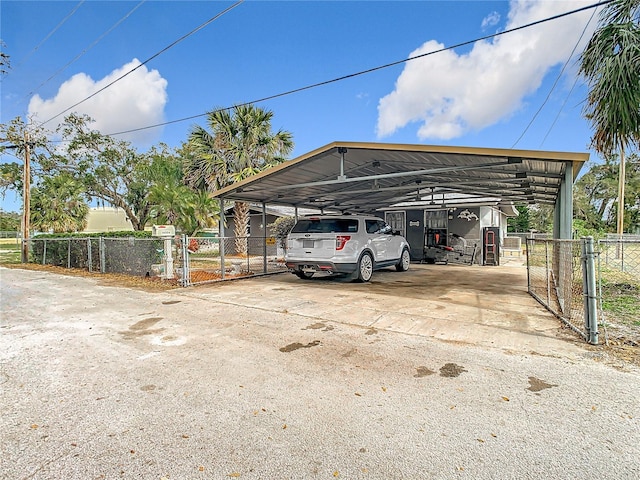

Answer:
[527,376,558,392]
[2,263,179,292]
[2,263,254,291]
[279,340,321,353]
[303,322,334,332]
[414,366,435,378]
[130,317,163,331]
[439,363,467,378]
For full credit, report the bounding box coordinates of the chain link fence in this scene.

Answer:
[179,235,287,286]
[24,235,288,286]
[526,238,601,344]
[596,238,640,344]
[28,237,166,276]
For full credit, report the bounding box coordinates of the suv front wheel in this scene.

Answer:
[396,248,411,272]
[355,252,374,282]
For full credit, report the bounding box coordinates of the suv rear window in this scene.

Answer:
[291,218,359,233]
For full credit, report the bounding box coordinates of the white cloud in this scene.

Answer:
[482,11,501,29]
[376,0,596,141]
[28,59,168,145]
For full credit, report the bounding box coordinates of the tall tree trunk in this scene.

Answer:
[616,144,626,258]
[617,144,626,237]
[233,201,249,256]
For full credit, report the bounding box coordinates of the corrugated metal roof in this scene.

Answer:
[211,142,589,213]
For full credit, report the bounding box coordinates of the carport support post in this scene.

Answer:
[552,163,574,314]
[262,202,267,274]
[554,163,574,240]
[219,197,225,280]
[581,236,599,345]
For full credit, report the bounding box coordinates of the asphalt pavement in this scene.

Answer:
[1,266,638,479]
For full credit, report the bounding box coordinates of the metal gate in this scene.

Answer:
[177,235,288,286]
[526,237,599,344]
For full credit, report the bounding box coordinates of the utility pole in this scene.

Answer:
[21,131,30,263]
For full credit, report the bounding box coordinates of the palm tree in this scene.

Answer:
[186,105,294,255]
[30,173,89,233]
[579,0,640,236]
[146,146,220,235]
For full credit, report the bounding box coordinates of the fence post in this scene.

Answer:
[545,240,551,307]
[181,234,189,287]
[99,237,106,273]
[526,238,531,292]
[581,237,599,345]
[262,204,268,274]
[42,239,47,265]
[67,239,71,269]
[220,236,225,280]
[87,238,92,272]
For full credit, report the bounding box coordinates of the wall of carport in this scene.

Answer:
[384,206,513,264]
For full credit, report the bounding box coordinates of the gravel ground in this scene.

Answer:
[1,267,639,480]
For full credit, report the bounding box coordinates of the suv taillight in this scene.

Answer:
[336,235,351,250]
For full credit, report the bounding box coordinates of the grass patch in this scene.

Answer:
[600,281,640,327]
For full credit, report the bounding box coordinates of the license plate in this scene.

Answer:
[302,266,316,272]
[303,239,314,248]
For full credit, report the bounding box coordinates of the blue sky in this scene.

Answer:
[1,0,603,213]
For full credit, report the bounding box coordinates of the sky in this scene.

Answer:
[1,0,605,213]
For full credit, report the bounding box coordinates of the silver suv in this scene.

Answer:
[285,215,411,282]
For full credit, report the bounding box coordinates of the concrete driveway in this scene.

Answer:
[1,266,639,479]
[185,262,581,357]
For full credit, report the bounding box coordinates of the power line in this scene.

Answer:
[14,1,85,70]
[40,0,245,126]
[511,4,599,148]
[106,0,614,139]
[539,77,584,149]
[23,1,147,101]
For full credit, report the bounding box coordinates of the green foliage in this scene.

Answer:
[572,219,604,240]
[30,173,89,233]
[268,216,296,247]
[507,204,531,232]
[528,204,554,233]
[601,280,640,326]
[29,235,163,275]
[579,0,640,154]
[33,230,153,239]
[0,162,22,194]
[574,153,640,232]
[146,145,219,235]
[0,211,20,231]
[53,113,155,230]
[186,104,294,253]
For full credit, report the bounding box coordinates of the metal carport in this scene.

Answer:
[210,141,588,239]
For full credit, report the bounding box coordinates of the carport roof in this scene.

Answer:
[211,142,589,213]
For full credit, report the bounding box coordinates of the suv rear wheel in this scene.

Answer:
[355,252,373,282]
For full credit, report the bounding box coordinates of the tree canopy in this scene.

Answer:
[186,104,294,253]
[579,0,640,154]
